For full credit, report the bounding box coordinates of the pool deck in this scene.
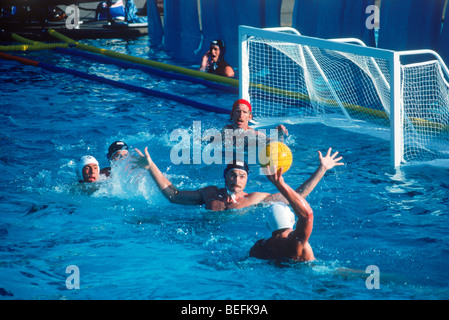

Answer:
[0,20,149,42]
[0,0,149,41]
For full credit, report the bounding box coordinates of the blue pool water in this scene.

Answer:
[1,36,449,300]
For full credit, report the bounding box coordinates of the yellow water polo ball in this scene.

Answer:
[259,141,293,174]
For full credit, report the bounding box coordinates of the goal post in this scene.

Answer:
[239,25,449,167]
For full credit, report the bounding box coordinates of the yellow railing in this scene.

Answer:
[47,29,239,87]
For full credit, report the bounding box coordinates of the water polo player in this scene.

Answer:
[131,146,343,211]
[131,147,342,260]
[199,39,235,77]
[101,141,130,177]
[249,200,315,262]
[222,99,289,144]
[76,155,101,183]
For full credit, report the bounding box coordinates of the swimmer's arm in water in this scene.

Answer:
[132,147,205,205]
[276,124,288,137]
[267,124,288,142]
[267,148,344,203]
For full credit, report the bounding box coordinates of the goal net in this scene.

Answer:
[239,26,449,166]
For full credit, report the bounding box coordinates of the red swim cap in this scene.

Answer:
[232,99,252,113]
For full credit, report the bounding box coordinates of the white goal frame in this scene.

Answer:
[239,25,449,168]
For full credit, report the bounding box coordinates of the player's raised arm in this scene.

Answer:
[132,147,204,205]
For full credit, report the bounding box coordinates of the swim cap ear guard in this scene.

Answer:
[223,160,249,179]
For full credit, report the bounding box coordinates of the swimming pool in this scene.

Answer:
[1,36,449,300]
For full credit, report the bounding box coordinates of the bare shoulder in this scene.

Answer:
[246,191,272,204]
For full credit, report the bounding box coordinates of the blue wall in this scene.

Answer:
[147,0,282,67]
[378,0,445,52]
[147,0,449,68]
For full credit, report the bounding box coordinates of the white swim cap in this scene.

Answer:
[76,155,100,180]
[265,202,296,232]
